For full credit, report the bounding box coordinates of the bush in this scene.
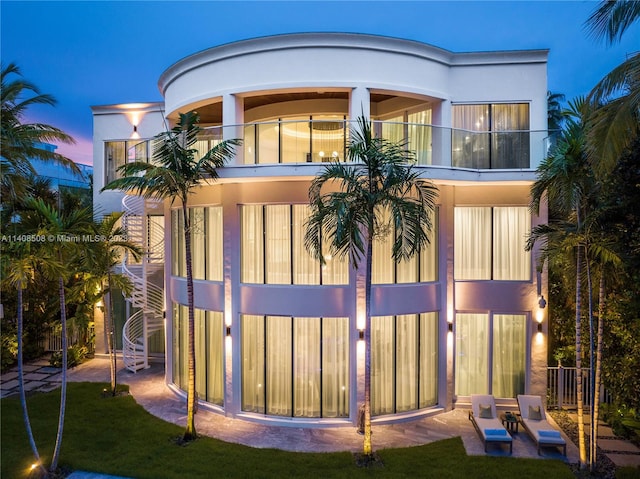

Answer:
[0,330,18,371]
[49,344,89,369]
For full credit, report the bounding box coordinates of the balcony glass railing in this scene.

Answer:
[129,119,549,170]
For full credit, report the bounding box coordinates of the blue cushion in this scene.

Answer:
[484,428,508,436]
[539,430,561,438]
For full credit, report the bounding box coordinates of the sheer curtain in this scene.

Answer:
[419,312,438,407]
[293,205,319,284]
[206,311,224,405]
[294,317,321,417]
[265,205,291,284]
[493,207,531,280]
[195,309,207,401]
[206,207,223,281]
[451,105,490,168]
[455,313,489,396]
[420,209,438,282]
[372,316,395,415]
[492,314,526,398]
[191,207,205,280]
[322,240,349,285]
[240,205,264,283]
[281,116,310,163]
[408,109,432,165]
[381,115,404,144]
[322,317,349,417]
[396,314,418,412]
[266,316,292,416]
[241,315,265,413]
[171,210,184,276]
[491,103,530,168]
[373,207,393,284]
[172,304,189,391]
[454,207,491,280]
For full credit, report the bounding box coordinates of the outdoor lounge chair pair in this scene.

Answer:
[469,394,513,454]
[517,395,567,456]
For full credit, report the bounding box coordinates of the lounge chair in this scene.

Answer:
[469,394,513,454]
[517,395,567,456]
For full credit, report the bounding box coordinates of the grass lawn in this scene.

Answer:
[1,383,574,479]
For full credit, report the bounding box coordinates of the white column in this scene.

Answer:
[432,99,452,167]
[222,93,245,165]
[349,86,370,121]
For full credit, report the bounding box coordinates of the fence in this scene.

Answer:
[38,324,95,354]
[547,366,612,409]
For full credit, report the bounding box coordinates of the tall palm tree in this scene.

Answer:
[530,98,593,469]
[305,116,438,457]
[82,212,141,396]
[22,197,94,474]
[0,62,77,201]
[584,0,640,174]
[102,111,239,441]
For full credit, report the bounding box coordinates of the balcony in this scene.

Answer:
[128,119,549,171]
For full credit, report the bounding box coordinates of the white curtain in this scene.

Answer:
[419,312,438,407]
[257,123,279,164]
[311,115,345,162]
[281,116,310,163]
[493,207,531,280]
[451,105,490,168]
[454,207,491,280]
[190,207,205,280]
[173,304,189,392]
[266,316,292,416]
[206,311,224,405]
[240,205,264,283]
[244,124,256,165]
[373,207,393,284]
[491,103,530,168]
[195,308,207,400]
[381,115,404,144]
[322,317,349,417]
[408,109,432,165]
[265,205,291,284]
[241,315,265,413]
[455,313,489,396]
[294,317,321,417]
[171,210,183,276]
[372,316,395,415]
[396,314,418,412]
[292,205,319,284]
[492,314,526,398]
[206,207,223,281]
[321,242,349,285]
[420,209,438,282]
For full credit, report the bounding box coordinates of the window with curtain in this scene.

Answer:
[371,312,438,416]
[173,304,225,406]
[454,206,530,281]
[408,109,432,166]
[105,140,149,182]
[455,312,526,398]
[372,208,438,284]
[240,204,348,285]
[171,206,223,281]
[451,103,529,169]
[241,315,349,418]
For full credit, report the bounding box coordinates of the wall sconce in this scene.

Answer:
[226,326,232,337]
[536,309,544,333]
[448,322,454,333]
[538,295,547,309]
[537,321,543,333]
[131,124,140,140]
[358,329,364,340]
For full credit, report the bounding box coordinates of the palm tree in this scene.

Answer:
[304,116,438,458]
[0,62,77,201]
[584,0,640,174]
[22,197,94,474]
[82,212,141,396]
[102,111,239,441]
[530,98,593,469]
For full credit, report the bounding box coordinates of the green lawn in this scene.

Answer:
[1,383,574,479]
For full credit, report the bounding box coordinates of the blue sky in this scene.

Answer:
[1,0,638,165]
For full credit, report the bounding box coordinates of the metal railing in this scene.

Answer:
[547,366,611,409]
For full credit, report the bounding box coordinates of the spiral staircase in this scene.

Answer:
[120,195,165,372]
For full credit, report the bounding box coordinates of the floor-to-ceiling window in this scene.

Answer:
[240,204,349,285]
[454,206,530,281]
[455,312,526,398]
[371,312,438,415]
[173,304,224,406]
[241,315,349,418]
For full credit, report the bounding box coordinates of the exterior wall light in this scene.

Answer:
[358,329,365,340]
[226,326,232,337]
[538,294,547,309]
[131,124,140,139]
[448,322,454,333]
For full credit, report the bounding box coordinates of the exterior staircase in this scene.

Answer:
[120,194,165,372]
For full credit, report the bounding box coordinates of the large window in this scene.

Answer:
[451,103,529,169]
[240,205,348,285]
[173,304,224,406]
[241,315,349,418]
[372,208,438,284]
[371,312,438,415]
[105,140,149,183]
[454,206,530,280]
[172,207,223,280]
[455,313,526,398]
[378,108,433,166]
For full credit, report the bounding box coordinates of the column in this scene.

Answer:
[222,93,245,165]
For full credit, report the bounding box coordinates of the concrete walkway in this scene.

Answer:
[3,356,638,474]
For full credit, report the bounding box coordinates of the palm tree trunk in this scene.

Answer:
[106,274,117,395]
[182,203,197,441]
[575,245,587,468]
[50,274,68,472]
[592,271,605,471]
[17,281,47,477]
[363,231,373,457]
[586,254,595,468]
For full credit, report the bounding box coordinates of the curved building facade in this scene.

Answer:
[92,33,550,427]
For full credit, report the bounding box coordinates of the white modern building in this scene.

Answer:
[92,33,549,427]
